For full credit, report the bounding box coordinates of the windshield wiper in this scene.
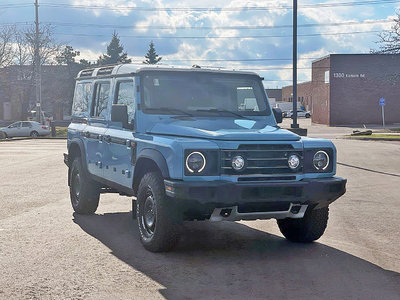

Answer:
[195,108,249,119]
[146,107,193,117]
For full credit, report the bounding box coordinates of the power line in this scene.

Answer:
[39,19,394,30]
[39,0,400,11]
[53,30,382,39]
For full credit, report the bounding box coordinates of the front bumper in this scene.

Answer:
[164,176,346,210]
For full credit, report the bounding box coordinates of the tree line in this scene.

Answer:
[0,25,162,70]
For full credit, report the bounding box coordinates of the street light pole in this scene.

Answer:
[34,0,42,124]
[291,0,299,129]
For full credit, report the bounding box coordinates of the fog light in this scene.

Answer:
[232,155,245,171]
[288,154,300,170]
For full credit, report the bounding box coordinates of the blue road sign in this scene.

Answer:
[379,98,385,106]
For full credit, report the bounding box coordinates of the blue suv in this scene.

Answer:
[64,64,346,252]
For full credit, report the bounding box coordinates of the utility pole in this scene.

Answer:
[291,0,299,129]
[34,0,42,124]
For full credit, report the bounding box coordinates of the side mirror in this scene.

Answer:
[111,104,129,129]
[272,108,283,124]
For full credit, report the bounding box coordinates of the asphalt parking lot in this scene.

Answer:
[0,138,399,299]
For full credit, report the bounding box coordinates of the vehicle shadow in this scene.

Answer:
[73,212,400,299]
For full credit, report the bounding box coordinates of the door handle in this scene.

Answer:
[104,135,111,143]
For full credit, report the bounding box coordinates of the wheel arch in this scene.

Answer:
[133,149,170,195]
[67,138,88,186]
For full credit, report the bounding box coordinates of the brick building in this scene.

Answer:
[0,64,80,121]
[282,54,400,126]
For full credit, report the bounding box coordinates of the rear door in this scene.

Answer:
[21,122,32,136]
[103,78,136,188]
[86,80,111,177]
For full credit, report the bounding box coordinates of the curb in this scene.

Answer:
[0,136,67,142]
[347,136,400,142]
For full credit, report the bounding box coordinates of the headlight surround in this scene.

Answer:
[185,151,206,173]
[313,150,330,170]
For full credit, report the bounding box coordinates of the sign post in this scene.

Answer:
[379,97,385,128]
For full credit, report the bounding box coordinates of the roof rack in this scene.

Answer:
[79,69,94,78]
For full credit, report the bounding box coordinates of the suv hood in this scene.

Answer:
[147,118,300,141]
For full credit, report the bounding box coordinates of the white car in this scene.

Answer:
[287,110,311,118]
[0,121,50,138]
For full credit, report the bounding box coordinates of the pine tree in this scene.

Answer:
[56,45,80,66]
[143,41,162,64]
[98,31,131,65]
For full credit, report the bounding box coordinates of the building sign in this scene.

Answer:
[333,72,366,79]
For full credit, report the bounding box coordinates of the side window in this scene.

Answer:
[115,80,135,122]
[92,82,110,119]
[72,82,91,117]
[9,122,21,128]
[22,122,31,127]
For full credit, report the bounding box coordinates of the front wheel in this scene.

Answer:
[305,113,311,118]
[69,157,100,214]
[30,131,39,138]
[137,172,179,252]
[277,206,329,243]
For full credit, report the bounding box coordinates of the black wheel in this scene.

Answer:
[277,206,329,243]
[137,172,179,252]
[0,131,6,139]
[305,113,311,118]
[69,157,100,214]
[30,131,39,138]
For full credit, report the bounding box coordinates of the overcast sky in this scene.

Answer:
[1,0,399,87]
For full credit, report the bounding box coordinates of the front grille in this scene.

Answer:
[221,144,303,175]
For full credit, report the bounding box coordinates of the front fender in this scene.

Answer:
[136,148,170,179]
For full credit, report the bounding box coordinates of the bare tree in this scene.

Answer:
[24,24,63,66]
[375,13,400,54]
[0,26,14,67]
[12,26,31,66]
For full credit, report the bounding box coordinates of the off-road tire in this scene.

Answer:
[69,157,100,214]
[277,206,329,243]
[137,171,179,252]
[30,131,39,138]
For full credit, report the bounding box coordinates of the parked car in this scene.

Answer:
[0,121,50,138]
[287,109,311,118]
[64,64,346,252]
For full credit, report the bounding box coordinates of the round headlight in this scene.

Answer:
[186,152,206,173]
[313,151,329,170]
[288,154,300,170]
[232,155,245,171]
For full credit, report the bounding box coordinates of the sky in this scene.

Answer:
[1,0,399,87]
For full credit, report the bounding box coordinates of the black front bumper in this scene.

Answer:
[164,177,346,209]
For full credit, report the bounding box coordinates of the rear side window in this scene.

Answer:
[22,122,31,127]
[115,80,135,122]
[92,82,110,119]
[72,82,91,118]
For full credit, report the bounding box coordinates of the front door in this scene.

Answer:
[103,78,136,188]
[7,122,22,137]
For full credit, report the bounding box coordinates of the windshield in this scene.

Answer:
[141,71,271,116]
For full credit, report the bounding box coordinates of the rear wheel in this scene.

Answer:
[277,206,329,243]
[69,157,100,214]
[30,131,39,138]
[137,172,179,252]
[305,113,311,118]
